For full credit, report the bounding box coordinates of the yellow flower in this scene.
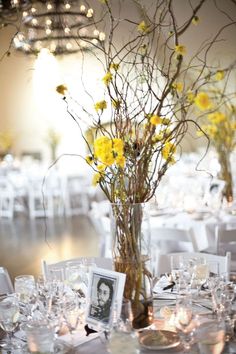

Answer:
[152,133,164,143]
[172,82,183,93]
[94,136,115,166]
[92,172,101,186]
[56,84,67,96]
[175,45,186,56]
[116,155,125,168]
[94,100,107,112]
[150,115,162,126]
[102,72,113,86]
[112,99,121,109]
[207,112,226,124]
[112,138,124,155]
[162,118,171,126]
[97,164,106,172]
[192,16,200,25]
[162,142,176,159]
[215,70,225,81]
[187,91,194,103]
[110,63,119,71]
[194,92,213,111]
[85,155,93,165]
[137,21,149,33]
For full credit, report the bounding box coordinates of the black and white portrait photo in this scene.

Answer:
[85,268,126,330]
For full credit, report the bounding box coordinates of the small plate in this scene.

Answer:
[139,329,180,350]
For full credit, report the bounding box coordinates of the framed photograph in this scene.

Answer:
[85,267,126,330]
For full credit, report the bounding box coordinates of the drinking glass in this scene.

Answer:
[190,259,209,296]
[0,294,21,350]
[196,320,225,354]
[170,255,184,293]
[175,293,196,352]
[25,319,55,353]
[14,274,37,319]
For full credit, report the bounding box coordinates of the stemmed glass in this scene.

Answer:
[175,294,196,352]
[62,296,81,346]
[0,294,21,350]
[190,259,209,296]
[14,274,37,320]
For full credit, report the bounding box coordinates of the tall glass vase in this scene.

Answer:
[217,148,233,204]
[110,203,153,329]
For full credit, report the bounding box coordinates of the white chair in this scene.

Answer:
[0,177,15,218]
[151,227,198,253]
[64,175,90,216]
[154,251,231,277]
[216,223,236,270]
[0,267,14,295]
[41,257,112,280]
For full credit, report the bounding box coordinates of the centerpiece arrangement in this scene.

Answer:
[56,0,236,328]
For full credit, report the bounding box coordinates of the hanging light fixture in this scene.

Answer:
[0,0,31,25]
[13,0,105,55]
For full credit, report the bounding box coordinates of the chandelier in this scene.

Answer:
[13,0,105,55]
[0,0,31,24]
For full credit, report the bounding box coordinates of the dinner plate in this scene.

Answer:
[139,329,180,350]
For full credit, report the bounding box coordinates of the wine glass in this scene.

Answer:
[62,297,81,346]
[190,259,209,296]
[14,274,37,320]
[0,294,21,350]
[175,294,196,352]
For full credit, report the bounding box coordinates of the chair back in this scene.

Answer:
[41,256,112,280]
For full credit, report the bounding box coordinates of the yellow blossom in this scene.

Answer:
[56,84,67,96]
[192,16,200,25]
[110,63,119,71]
[175,45,186,56]
[203,125,217,138]
[194,92,213,111]
[172,82,183,93]
[207,112,226,124]
[152,133,164,143]
[94,100,107,112]
[137,21,149,33]
[150,115,162,126]
[215,70,225,81]
[116,155,125,168]
[112,138,124,156]
[187,91,194,103]
[85,155,93,165]
[162,118,171,126]
[112,99,121,109]
[97,164,106,172]
[102,72,113,86]
[162,142,176,159]
[92,172,101,186]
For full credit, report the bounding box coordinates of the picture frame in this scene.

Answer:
[85,267,126,330]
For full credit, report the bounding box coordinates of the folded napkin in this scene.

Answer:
[153,275,175,294]
[58,329,100,348]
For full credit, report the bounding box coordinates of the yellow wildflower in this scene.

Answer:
[97,164,106,172]
[208,112,226,124]
[102,72,113,86]
[56,84,67,96]
[150,115,162,126]
[162,118,171,126]
[112,138,124,156]
[175,45,186,56]
[112,99,121,109]
[110,63,119,71]
[215,70,225,81]
[152,133,164,143]
[203,125,217,138]
[194,92,213,111]
[172,82,183,93]
[116,155,125,168]
[137,21,149,33]
[94,100,107,112]
[92,172,101,186]
[192,16,200,25]
[187,91,194,103]
[162,142,176,159]
[85,155,93,165]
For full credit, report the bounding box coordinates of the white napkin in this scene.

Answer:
[58,330,100,348]
[153,275,174,294]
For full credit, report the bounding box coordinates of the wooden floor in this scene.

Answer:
[0,214,100,283]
